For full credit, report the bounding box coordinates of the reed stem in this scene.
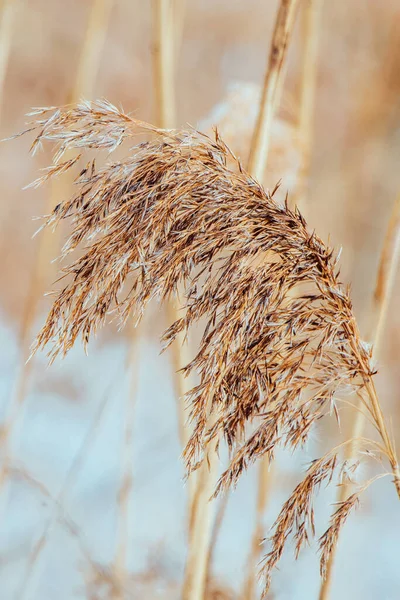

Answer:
[242,463,275,600]
[319,193,400,600]
[70,0,114,101]
[204,491,229,594]
[152,0,196,516]
[247,0,300,181]
[0,0,19,123]
[152,0,175,129]
[1,0,114,443]
[152,5,218,596]
[182,437,219,600]
[296,0,323,210]
[0,0,113,594]
[243,3,300,596]
[15,371,118,600]
[112,333,138,597]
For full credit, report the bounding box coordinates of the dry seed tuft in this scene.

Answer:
[17,100,399,593]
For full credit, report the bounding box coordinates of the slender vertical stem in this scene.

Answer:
[319,194,400,600]
[182,436,219,600]
[247,0,300,181]
[170,320,197,523]
[112,333,138,598]
[1,0,114,438]
[152,0,195,512]
[296,0,323,211]
[204,491,229,593]
[152,0,175,129]
[0,0,19,123]
[0,0,113,570]
[70,0,114,102]
[15,371,118,600]
[241,462,275,600]
[152,4,220,597]
[242,4,300,598]
[369,195,400,358]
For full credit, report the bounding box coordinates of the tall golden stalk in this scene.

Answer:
[247,0,300,181]
[0,0,113,568]
[153,3,219,594]
[0,0,25,443]
[3,0,113,438]
[112,332,138,598]
[0,0,19,122]
[182,432,219,600]
[318,193,400,600]
[16,369,119,600]
[153,0,176,129]
[71,0,114,101]
[242,461,275,600]
[151,0,198,517]
[296,0,323,211]
[243,2,300,597]
[152,4,218,596]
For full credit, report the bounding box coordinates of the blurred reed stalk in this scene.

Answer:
[0,0,20,123]
[247,0,300,182]
[152,0,200,521]
[204,491,229,593]
[16,367,121,600]
[242,2,300,597]
[153,2,221,596]
[318,193,400,600]
[153,0,176,128]
[296,0,323,211]
[242,460,275,600]
[112,332,138,599]
[172,0,186,58]
[0,0,113,537]
[182,429,219,600]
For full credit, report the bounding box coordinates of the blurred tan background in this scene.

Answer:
[0,1,400,599]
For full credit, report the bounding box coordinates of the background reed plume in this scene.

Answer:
[17,98,399,594]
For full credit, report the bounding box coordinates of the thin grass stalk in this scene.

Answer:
[184,397,219,598]
[0,0,113,446]
[241,463,276,600]
[151,0,197,520]
[152,0,176,129]
[112,332,138,598]
[296,0,323,211]
[0,0,113,578]
[153,4,219,595]
[172,0,186,59]
[153,4,219,596]
[182,432,219,600]
[318,193,400,600]
[70,0,114,101]
[15,370,120,600]
[204,491,229,593]
[0,0,19,123]
[247,0,300,181]
[242,4,300,596]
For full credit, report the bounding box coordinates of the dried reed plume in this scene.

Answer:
[18,99,400,594]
